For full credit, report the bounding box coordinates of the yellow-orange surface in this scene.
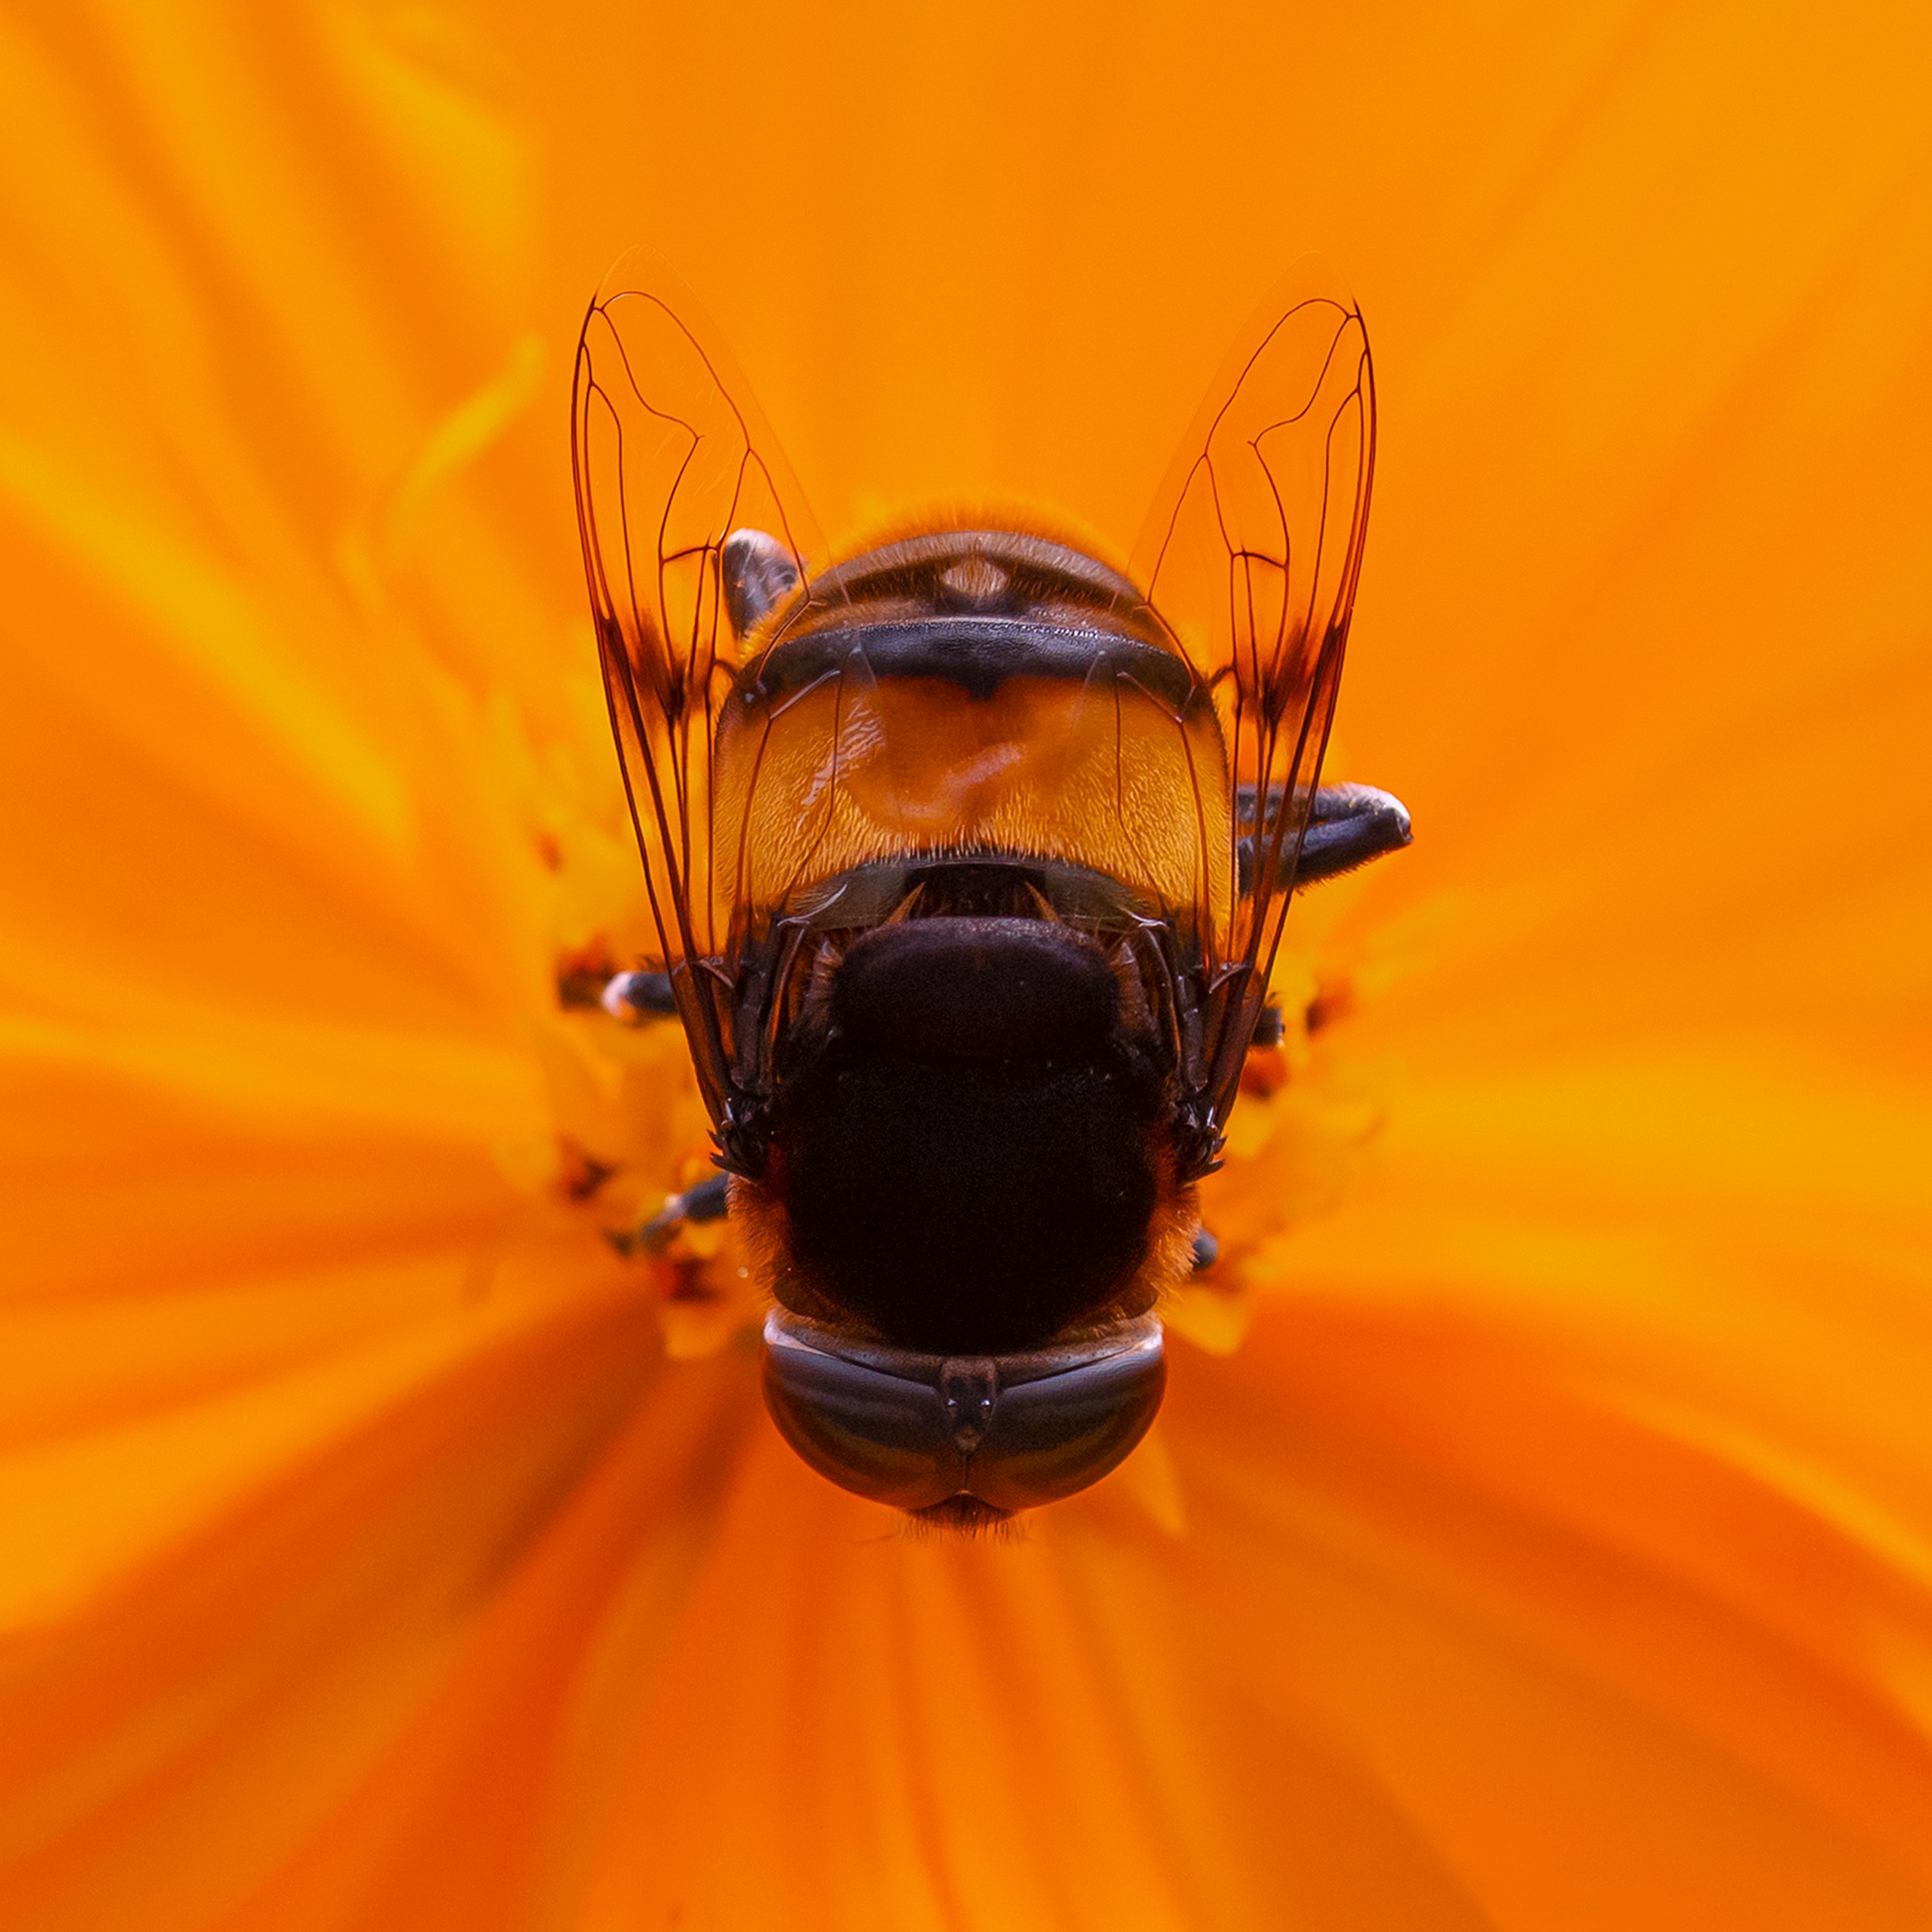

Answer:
[2,2,1930,1928]
[714,671,1234,929]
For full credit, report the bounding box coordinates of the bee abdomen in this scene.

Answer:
[744,617,1195,706]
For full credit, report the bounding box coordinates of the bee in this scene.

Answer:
[571,256,1409,1528]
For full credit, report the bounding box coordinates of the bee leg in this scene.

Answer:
[613,1168,731,1257]
[600,968,679,1022]
[721,529,801,640]
[1295,783,1412,886]
[1236,783,1413,892]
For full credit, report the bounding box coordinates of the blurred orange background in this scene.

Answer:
[2,1,1930,1927]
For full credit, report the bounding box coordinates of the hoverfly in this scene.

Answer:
[570,256,1409,1528]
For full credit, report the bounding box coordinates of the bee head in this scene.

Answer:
[760,1308,1165,1519]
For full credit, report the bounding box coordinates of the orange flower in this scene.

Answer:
[4,2,1931,1927]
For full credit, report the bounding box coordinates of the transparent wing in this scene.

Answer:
[571,253,824,1128]
[1129,271,1375,1133]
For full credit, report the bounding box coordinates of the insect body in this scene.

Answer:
[571,259,1408,1526]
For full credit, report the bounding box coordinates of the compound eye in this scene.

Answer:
[760,1321,961,1510]
[761,1311,1165,1514]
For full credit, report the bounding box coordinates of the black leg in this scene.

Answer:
[1237,782,1412,893]
[609,1168,732,1257]
[600,968,679,1022]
